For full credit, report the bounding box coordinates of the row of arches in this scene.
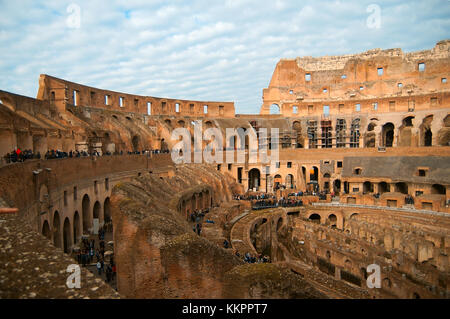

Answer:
[179,189,212,220]
[42,196,111,253]
[248,168,295,191]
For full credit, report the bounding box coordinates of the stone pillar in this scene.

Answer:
[374,126,382,148]
[335,267,341,280]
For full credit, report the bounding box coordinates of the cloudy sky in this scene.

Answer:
[0,0,449,114]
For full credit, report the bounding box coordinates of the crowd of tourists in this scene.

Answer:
[2,147,170,165]
[75,225,117,284]
[3,149,39,163]
[235,251,270,264]
[190,208,210,236]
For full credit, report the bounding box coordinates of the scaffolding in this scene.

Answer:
[350,118,360,148]
[307,120,318,148]
[320,120,332,148]
[336,118,346,148]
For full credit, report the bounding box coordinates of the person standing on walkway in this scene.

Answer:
[96,261,102,275]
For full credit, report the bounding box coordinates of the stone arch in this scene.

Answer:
[270,104,280,115]
[395,182,408,194]
[178,120,185,128]
[327,214,337,228]
[379,182,390,194]
[274,174,282,190]
[73,211,81,244]
[431,184,446,195]
[42,220,51,240]
[82,194,90,234]
[363,181,373,193]
[248,168,261,190]
[308,213,321,223]
[53,211,61,248]
[310,166,318,181]
[382,123,395,147]
[104,197,111,223]
[63,217,72,253]
[420,115,433,147]
[93,201,101,221]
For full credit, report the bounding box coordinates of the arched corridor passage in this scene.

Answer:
[248,168,261,190]
[63,217,72,253]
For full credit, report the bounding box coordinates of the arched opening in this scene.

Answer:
[82,194,90,234]
[286,174,294,189]
[382,123,395,147]
[379,182,390,194]
[132,135,140,152]
[63,217,72,253]
[310,166,318,181]
[274,174,282,190]
[248,168,261,191]
[395,182,408,194]
[42,220,51,240]
[328,214,337,228]
[363,181,373,193]
[104,197,111,223]
[270,104,280,115]
[53,211,61,248]
[431,184,446,195]
[73,211,80,244]
[412,292,421,299]
[178,120,185,128]
[420,115,433,147]
[349,213,359,220]
[309,213,321,224]
[333,179,341,195]
[93,201,101,221]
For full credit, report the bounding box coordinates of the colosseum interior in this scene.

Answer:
[0,40,449,300]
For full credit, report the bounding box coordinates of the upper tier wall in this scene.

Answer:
[37,74,235,118]
[261,40,450,115]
